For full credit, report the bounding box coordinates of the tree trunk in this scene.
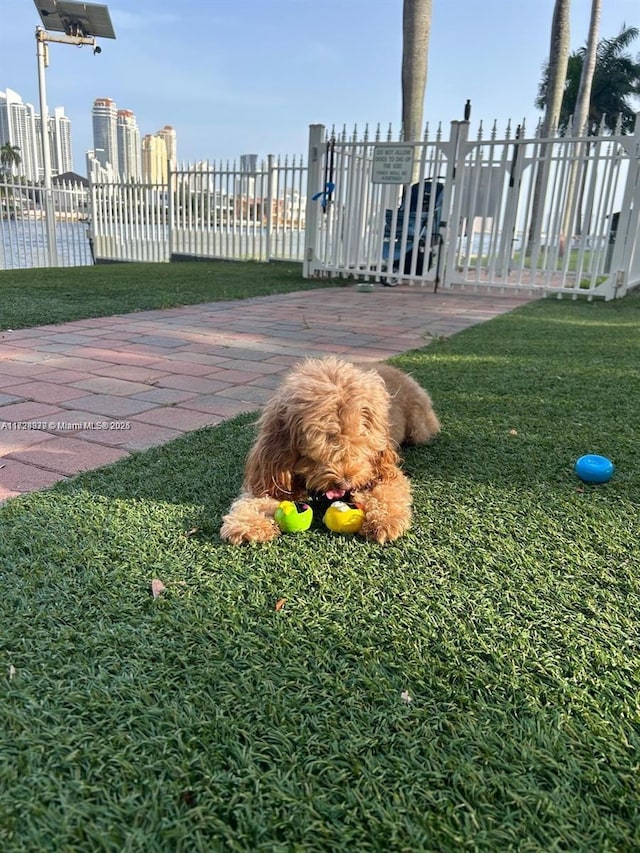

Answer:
[574,0,601,132]
[527,0,571,256]
[543,0,571,138]
[560,0,600,250]
[401,0,433,143]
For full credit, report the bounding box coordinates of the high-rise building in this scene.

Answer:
[52,107,73,175]
[0,88,40,180]
[92,97,118,173]
[117,109,141,180]
[156,125,176,166]
[238,153,258,199]
[85,150,117,182]
[240,154,258,173]
[141,133,169,183]
[36,106,73,177]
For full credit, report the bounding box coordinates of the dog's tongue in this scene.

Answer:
[325,488,346,500]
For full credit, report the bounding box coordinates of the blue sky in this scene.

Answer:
[2,0,638,173]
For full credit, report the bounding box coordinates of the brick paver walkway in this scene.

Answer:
[0,285,536,501]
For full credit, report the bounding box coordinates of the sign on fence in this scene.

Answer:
[371,146,414,184]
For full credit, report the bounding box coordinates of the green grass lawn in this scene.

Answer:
[0,260,338,331]
[1,288,640,850]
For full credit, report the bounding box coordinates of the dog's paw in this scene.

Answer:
[220,514,280,544]
[220,495,283,544]
[352,476,413,544]
[356,500,411,544]
[360,514,410,544]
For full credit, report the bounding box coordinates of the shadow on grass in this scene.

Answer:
[54,414,259,536]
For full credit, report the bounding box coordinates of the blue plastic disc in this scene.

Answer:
[574,454,614,484]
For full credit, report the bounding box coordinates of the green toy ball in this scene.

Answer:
[274,500,313,533]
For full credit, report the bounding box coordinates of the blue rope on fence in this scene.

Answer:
[311,181,335,212]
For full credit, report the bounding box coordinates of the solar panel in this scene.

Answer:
[33,0,116,40]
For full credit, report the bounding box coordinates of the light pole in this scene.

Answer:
[32,0,116,266]
[35,27,57,265]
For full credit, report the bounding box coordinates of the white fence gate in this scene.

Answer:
[303,116,640,300]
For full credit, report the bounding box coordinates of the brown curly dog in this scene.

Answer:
[220,356,440,544]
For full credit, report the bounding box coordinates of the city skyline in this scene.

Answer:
[88,96,177,182]
[1,86,177,183]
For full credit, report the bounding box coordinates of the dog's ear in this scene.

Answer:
[243,400,297,497]
[376,445,402,482]
[361,371,392,434]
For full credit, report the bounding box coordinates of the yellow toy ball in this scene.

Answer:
[323,501,364,534]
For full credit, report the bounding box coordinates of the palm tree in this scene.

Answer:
[559,0,600,252]
[540,0,572,138]
[572,0,601,134]
[536,24,640,134]
[401,0,433,143]
[0,142,22,176]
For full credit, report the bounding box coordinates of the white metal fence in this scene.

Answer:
[3,119,639,301]
[304,116,640,300]
[0,156,307,270]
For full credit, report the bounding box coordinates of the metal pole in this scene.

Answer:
[36,27,58,266]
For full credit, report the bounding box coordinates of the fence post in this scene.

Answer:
[303,124,325,278]
[167,161,175,262]
[607,114,640,298]
[265,154,275,261]
[85,177,95,264]
[439,119,469,288]
[496,125,524,276]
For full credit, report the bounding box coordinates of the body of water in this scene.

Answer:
[0,219,93,270]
